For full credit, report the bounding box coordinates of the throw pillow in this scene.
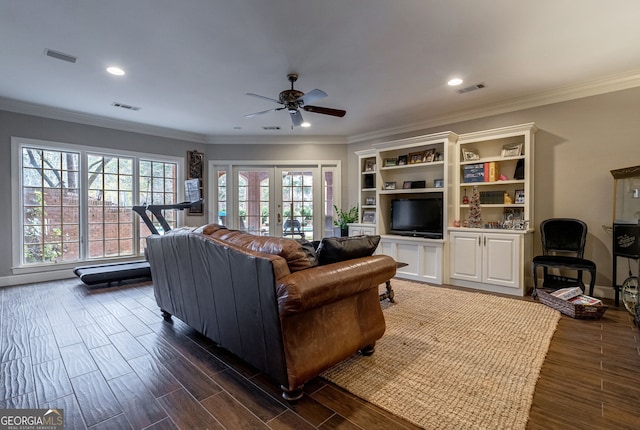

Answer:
[315,235,381,265]
[296,238,319,268]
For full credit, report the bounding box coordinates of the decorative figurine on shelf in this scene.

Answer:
[453,219,461,227]
[499,174,508,181]
[468,186,483,228]
[462,189,469,204]
[504,192,513,204]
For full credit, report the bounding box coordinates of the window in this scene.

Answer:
[87,154,135,258]
[13,137,181,270]
[138,160,178,250]
[21,148,80,264]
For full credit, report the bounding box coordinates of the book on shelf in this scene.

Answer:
[568,295,603,306]
[550,287,583,300]
[483,162,499,182]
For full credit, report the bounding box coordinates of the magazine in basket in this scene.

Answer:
[539,289,607,319]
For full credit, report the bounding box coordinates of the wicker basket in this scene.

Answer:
[537,290,607,319]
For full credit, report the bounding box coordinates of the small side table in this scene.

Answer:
[380,262,408,302]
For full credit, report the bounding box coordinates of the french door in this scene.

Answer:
[219,165,335,240]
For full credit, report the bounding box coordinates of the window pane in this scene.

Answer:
[86,154,135,259]
[119,158,132,175]
[23,168,42,187]
[138,159,178,251]
[21,147,80,264]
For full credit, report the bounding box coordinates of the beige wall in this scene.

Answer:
[348,86,640,293]
[2,86,639,291]
[0,110,347,283]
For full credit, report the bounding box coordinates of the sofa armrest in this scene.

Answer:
[276,255,396,316]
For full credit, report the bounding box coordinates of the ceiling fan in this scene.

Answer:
[244,74,346,127]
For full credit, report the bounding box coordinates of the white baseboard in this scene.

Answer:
[0,270,75,288]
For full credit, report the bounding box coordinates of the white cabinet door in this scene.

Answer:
[449,231,483,282]
[450,231,520,287]
[483,232,519,288]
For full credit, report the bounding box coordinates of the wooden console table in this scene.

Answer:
[380,262,408,302]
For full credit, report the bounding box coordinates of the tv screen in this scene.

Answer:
[390,197,443,239]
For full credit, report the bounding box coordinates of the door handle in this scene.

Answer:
[277,213,282,223]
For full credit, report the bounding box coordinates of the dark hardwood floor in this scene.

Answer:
[1,278,638,429]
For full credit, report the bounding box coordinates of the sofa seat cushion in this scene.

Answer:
[315,235,381,266]
[198,223,314,273]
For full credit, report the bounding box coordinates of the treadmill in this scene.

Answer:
[74,179,203,286]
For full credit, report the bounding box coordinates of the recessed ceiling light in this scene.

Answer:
[301,122,311,128]
[107,66,125,76]
[448,78,463,86]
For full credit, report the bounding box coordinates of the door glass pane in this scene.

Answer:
[217,171,227,225]
[282,170,313,240]
[237,170,270,236]
[324,170,337,237]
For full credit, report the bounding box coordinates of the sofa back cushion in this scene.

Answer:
[198,223,314,272]
[315,235,381,265]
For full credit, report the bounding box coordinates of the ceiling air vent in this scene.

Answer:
[262,126,281,130]
[112,102,141,111]
[457,83,485,94]
[44,49,77,63]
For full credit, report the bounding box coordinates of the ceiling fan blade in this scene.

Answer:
[289,110,304,127]
[244,107,283,118]
[245,93,282,105]
[298,89,327,105]
[303,105,346,117]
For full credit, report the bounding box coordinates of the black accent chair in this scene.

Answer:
[531,218,596,298]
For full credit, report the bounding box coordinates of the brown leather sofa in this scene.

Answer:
[145,224,396,401]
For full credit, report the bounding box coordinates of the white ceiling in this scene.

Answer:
[2,1,640,143]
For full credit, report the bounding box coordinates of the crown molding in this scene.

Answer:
[205,134,347,145]
[0,97,210,143]
[348,69,640,144]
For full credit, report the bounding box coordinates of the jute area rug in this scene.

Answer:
[321,279,560,430]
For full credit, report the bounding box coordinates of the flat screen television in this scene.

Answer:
[390,196,443,239]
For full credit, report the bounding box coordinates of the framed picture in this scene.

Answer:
[501,142,523,158]
[424,148,436,162]
[409,151,424,164]
[384,181,397,190]
[362,210,376,224]
[515,189,525,204]
[187,150,204,215]
[364,159,376,172]
[434,179,444,188]
[383,158,397,167]
[403,181,412,189]
[365,197,375,205]
[461,148,480,161]
[397,155,408,165]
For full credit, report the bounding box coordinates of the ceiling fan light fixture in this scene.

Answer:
[245,74,346,127]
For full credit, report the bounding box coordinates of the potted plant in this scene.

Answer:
[333,204,359,236]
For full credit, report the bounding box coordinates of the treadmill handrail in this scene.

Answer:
[133,199,203,235]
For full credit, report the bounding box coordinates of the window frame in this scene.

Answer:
[11,136,184,275]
